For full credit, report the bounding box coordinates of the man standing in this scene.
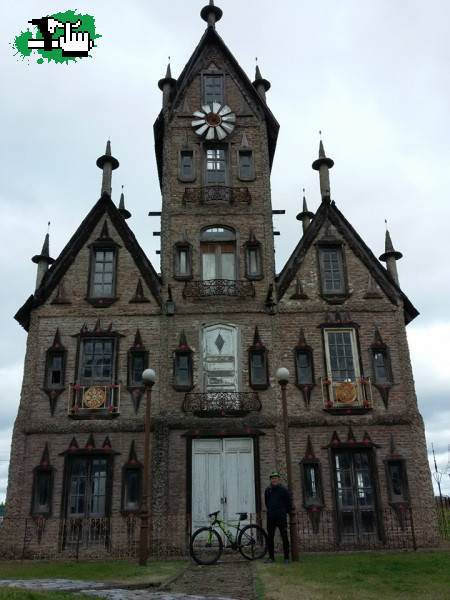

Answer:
[264,471,292,564]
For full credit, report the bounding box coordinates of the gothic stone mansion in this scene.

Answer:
[4,2,438,558]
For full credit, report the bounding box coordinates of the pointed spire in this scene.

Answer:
[32,229,55,291]
[252,61,271,101]
[40,443,50,467]
[97,220,111,241]
[312,136,334,200]
[134,329,144,348]
[51,278,71,304]
[128,440,139,464]
[118,186,131,219]
[96,140,119,197]
[379,225,403,286]
[296,188,314,233]
[179,330,189,349]
[158,61,177,93]
[364,273,383,299]
[253,326,263,347]
[200,0,223,28]
[304,436,315,460]
[130,279,149,303]
[85,433,96,450]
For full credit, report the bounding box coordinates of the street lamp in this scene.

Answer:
[276,367,300,562]
[139,368,156,566]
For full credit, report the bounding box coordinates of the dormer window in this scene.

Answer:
[317,240,348,302]
[91,249,115,297]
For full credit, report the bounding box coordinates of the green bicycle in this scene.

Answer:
[190,510,268,565]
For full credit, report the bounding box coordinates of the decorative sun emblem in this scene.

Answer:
[191,103,236,140]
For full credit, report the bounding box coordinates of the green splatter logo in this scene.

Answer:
[11,10,101,64]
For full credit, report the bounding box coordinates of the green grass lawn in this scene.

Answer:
[255,551,450,600]
[0,560,185,585]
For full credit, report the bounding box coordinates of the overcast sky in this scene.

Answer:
[0,0,449,502]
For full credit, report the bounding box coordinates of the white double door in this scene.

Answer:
[192,438,255,532]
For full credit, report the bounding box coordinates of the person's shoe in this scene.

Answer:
[284,559,290,564]
[264,558,274,564]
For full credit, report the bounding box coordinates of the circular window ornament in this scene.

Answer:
[191,103,236,140]
[83,386,106,408]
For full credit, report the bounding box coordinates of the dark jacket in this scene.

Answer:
[264,483,292,518]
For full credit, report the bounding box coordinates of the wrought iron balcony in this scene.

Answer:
[183,279,255,298]
[68,384,120,416]
[183,391,261,416]
[183,186,251,206]
[321,377,373,412]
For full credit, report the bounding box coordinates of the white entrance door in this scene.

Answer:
[192,438,255,532]
[202,324,238,393]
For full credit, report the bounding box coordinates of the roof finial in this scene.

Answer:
[253,61,271,102]
[200,0,223,27]
[158,59,177,106]
[379,224,403,286]
[96,140,119,197]
[32,228,55,290]
[312,134,334,201]
[296,188,314,234]
[118,185,131,219]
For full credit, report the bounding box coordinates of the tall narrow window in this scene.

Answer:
[91,250,115,297]
[68,457,109,517]
[386,460,409,504]
[248,328,269,390]
[324,330,359,382]
[238,149,255,181]
[178,150,196,182]
[245,236,263,280]
[317,243,347,300]
[295,351,313,385]
[373,350,392,385]
[174,242,192,280]
[32,469,53,516]
[202,324,238,393]
[47,353,64,386]
[203,74,224,104]
[205,147,227,184]
[122,467,141,513]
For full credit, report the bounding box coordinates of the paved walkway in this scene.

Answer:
[0,557,254,599]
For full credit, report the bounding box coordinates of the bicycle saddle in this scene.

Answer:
[237,512,248,520]
[208,510,220,517]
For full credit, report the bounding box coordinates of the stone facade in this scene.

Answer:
[3,5,438,558]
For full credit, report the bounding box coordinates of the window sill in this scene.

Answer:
[68,409,120,420]
[85,296,119,308]
[321,293,350,305]
[323,407,372,416]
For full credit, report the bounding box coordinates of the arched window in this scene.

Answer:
[200,226,236,281]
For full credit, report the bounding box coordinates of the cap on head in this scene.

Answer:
[269,471,280,479]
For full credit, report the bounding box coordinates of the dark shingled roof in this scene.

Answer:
[15,193,162,331]
[276,198,418,325]
[154,25,279,188]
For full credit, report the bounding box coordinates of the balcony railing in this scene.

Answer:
[183,186,251,206]
[321,377,373,411]
[183,279,255,298]
[183,391,261,416]
[68,384,120,416]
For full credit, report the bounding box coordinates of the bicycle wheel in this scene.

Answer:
[190,527,223,565]
[238,524,268,560]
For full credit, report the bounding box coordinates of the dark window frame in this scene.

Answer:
[121,462,142,514]
[316,240,349,302]
[237,149,255,181]
[86,241,120,306]
[63,453,113,518]
[244,240,263,280]
[294,346,315,389]
[78,337,116,385]
[178,149,196,183]
[31,465,54,517]
[248,346,269,390]
[174,241,192,280]
[202,72,225,105]
[127,348,149,388]
[300,459,324,508]
[371,347,393,386]
[202,143,229,186]
[173,348,194,391]
[384,458,410,506]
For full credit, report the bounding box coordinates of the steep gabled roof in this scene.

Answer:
[154,26,279,187]
[15,193,162,330]
[276,198,418,324]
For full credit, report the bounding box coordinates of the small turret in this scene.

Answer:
[200,0,223,28]
[158,62,177,109]
[32,230,55,290]
[379,227,403,286]
[96,140,119,197]
[117,186,131,219]
[312,139,334,200]
[252,64,271,102]
[296,189,314,234]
